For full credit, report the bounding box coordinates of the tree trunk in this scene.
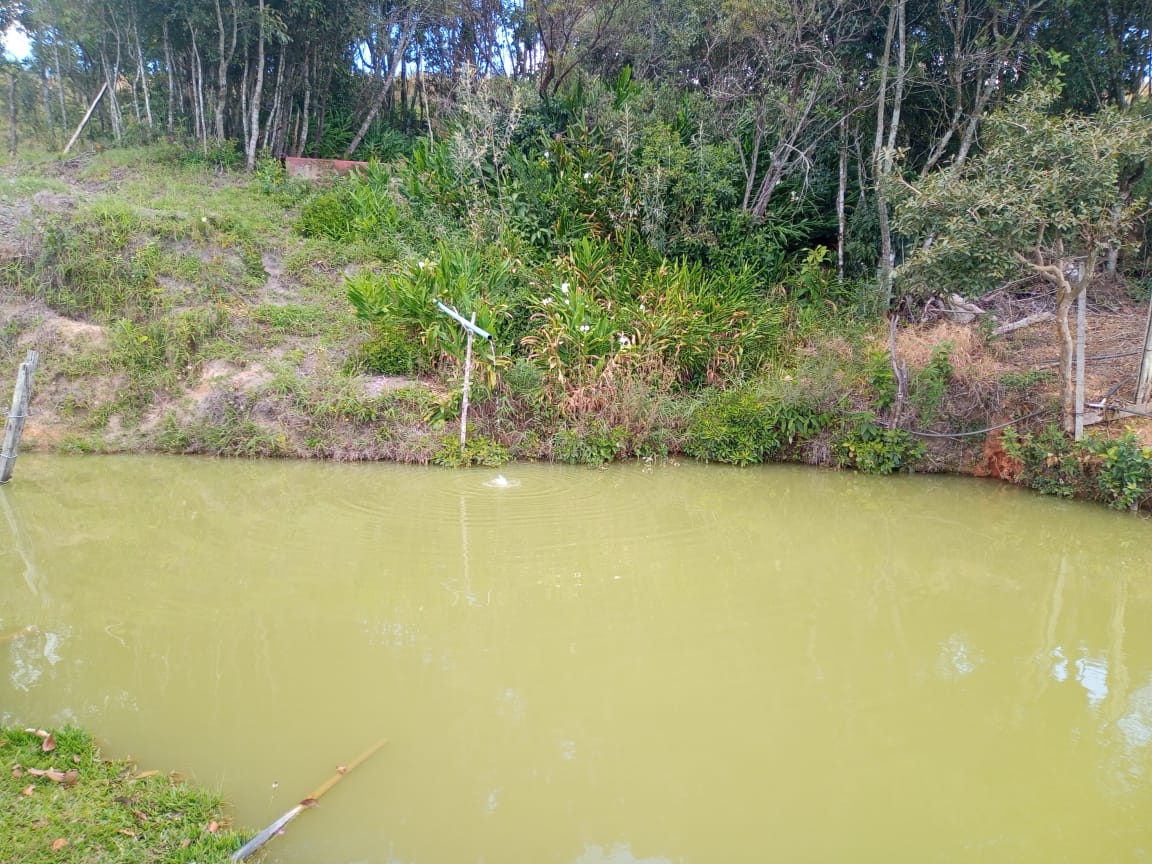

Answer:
[40,60,55,147]
[240,56,250,154]
[8,73,17,158]
[884,0,906,160]
[418,48,433,143]
[874,0,905,305]
[1056,286,1075,434]
[345,12,414,157]
[129,58,142,124]
[873,2,896,303]
[214,0,238,142]
[1106,202,1122,273]
[296,50,311,156]
[187,22,204,143]
[133,20,153,129]
[52,30,67,128]
[163,18,175,135]
[748,83,823,218]
[837,114,847,282]
[245,0,266,172]
[99,47,124,142]
[399,51,408,129]
[1050,249,1095,435]
[262,44,286,151]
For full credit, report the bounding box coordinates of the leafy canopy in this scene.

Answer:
[894,76,1152,298]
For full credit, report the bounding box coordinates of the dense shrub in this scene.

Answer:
[834,414,926,475]
[296,189,357,240]
[685,388,783,465]
[433,433,510,467]
[1003,427,1152,509]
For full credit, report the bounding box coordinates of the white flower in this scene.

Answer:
[579,324,591,332]
[582,172,592,181]
[639,303,645,312]
[560,282,570,294]
[201,216,208,223]
[418,260,426,270]
[542,297,552,305]
[618,334,630,346]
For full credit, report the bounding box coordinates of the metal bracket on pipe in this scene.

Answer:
[435,301,492,341]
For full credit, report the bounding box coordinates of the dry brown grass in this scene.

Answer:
[894,321,1009,420]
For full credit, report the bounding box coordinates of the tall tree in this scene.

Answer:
[895,81,1152,433]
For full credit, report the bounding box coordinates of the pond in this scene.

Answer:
[2,456,1152,863]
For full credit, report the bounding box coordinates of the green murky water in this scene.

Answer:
[2,456,1152,863]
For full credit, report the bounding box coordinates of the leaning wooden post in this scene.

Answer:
[1,350,39,484]
[459,312,476,453]
[62,81,108,155]
[1136,293,1152,405]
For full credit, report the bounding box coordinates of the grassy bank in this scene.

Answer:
[2,143,1151,510]
[1,726,245,863]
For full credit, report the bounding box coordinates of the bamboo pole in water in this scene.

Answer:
[230,738,387,862]
[1,350,39,484]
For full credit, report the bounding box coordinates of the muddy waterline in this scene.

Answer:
[2,455,1151,863]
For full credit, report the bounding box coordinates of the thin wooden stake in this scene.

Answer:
[1074,287,1086,441]
[62,82,108,155]
[230,738,387,862]
[459,312,476,453]
[1,350,39,484]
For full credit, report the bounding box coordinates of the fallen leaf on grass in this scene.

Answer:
[50,769,79,787]
[12,765,23,778]
[30,819,49,829]
[51,838,68,851]
[116,829,136,837]
[22,785,34,796]
[207,821,219,833]
[23,767,78,785]
[134,770,159,780]
[23,729,57,752]
[180,839,191,849]
[72,755,80,765]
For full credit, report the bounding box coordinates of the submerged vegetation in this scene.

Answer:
[0,726,244,863]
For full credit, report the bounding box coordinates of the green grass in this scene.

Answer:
[0,175,71,197]
[0,726,246,863]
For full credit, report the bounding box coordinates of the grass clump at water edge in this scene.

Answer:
[1,726,247,863]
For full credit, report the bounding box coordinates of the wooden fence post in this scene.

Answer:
[0,350,39,484]
[459,312,476,453]
[1137,294,1152,405]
